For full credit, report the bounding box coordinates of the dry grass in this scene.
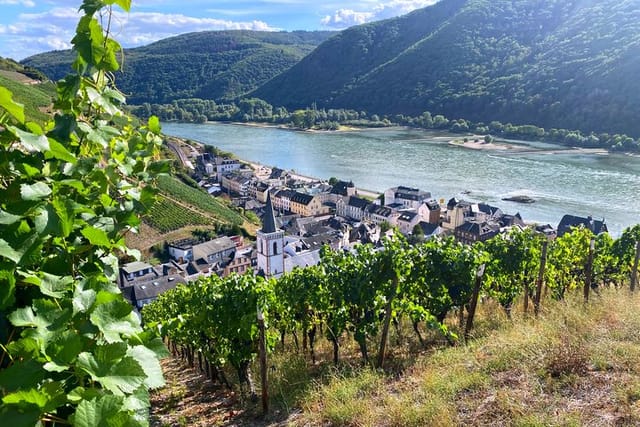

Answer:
[152,289,640,426]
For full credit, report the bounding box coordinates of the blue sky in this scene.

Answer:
[0,0,438,60]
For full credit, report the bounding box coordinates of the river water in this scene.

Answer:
[163,122,640,236]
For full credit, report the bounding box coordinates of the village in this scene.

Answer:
[120,139,609,312]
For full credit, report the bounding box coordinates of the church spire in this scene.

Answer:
[262,192,278,233]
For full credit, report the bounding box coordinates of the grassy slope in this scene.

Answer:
[152,289,640,426]
[0,74,55,124]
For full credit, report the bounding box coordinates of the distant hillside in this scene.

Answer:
[252,0,640,136]
[0,56,55,123]
[22,30,334,104]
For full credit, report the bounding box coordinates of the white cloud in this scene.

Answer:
[321,9,372,27]
[321,0,440,29]
[0,0,35,7]
[0,6,278,60]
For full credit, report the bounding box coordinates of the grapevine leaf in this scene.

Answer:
[138,333,170,359]
[126,345,165,389]
[73,285,97,314]
[0,264,16,310]
[81,226,111,247]
[90,299,140,343]
[8,126,50,153]
[0,405,40,427]
[52,197,75,237]
[0,239,20,263]
[46,139,77,163]
[105,0,132,12]
[0,86,25,123]
[147,116,160,134]
[123,387,149,413]
[39,273,74,298]
[8,306,47,328]
[20,182,52,201]
[0,360,46,393]
[77,350,146,395]
[67,387,102,404]
[123,387,150,425]
[2,382,66,412]
[0,209,22,225]
[73,395,128,427]
[45,330,84,367]
[86,86,121,115]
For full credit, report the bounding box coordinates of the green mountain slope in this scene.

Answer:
[22,30,334,105]
[252,0,640,136]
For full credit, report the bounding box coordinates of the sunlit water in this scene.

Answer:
[163,122,640,236]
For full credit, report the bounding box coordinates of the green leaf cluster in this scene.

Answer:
[0,1,169,425]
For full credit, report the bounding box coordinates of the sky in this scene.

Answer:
[0,0,439,60]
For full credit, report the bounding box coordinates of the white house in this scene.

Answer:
[384,186,432,210]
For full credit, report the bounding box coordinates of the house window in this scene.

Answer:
[273,242,278,255]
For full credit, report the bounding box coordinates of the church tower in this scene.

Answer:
[257,193,284,278]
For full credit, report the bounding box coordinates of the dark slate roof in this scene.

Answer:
[269,168,286,179]
[394,186,431,201]
[447,197,459,210]
[426,200,440,211]
[330,180,355,196]
[290,192,315,205]
[255,182,270,192]
[477,203,501,216]
[348,196,370,210]
[398,211,419,222]
[456,221,500,236]
[367,204,393,217]
[302,233,341,250]
[262,192,278,233]
[557,215,608,237]
[499,213,525,228]
[133,275,186,301]
[418,221,441,236]
[274,189,296,199]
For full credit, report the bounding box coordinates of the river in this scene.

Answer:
[162,122,640,236]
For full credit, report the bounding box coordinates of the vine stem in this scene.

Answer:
[0,328,16,367]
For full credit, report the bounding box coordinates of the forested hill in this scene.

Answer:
[22,30,334,104]
[252,0,640,137]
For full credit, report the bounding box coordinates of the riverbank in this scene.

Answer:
[448,137,610,155]
[228,120,397,134]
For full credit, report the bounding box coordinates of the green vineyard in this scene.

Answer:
[155,175,243,225]
[145,196,212,232]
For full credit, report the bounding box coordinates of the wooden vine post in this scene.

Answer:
[534,240,548,317]
[464,263,485,341]
[631,240,640,293]
[584,238,595,304]
[257,307,269,415]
